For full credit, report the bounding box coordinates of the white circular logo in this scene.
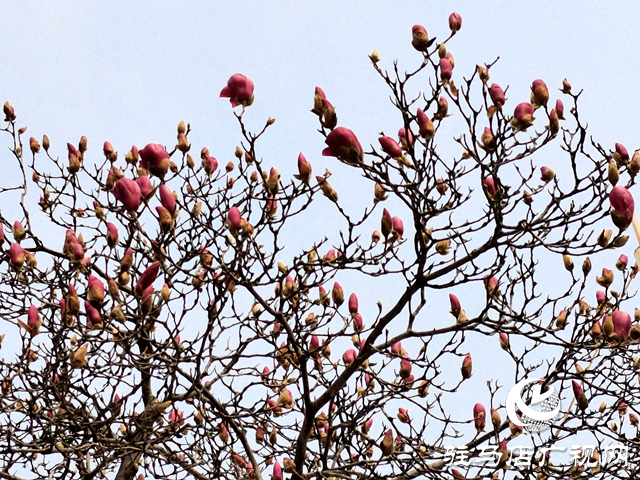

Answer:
[506,378,562,433]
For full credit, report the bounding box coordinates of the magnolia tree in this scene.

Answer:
[1,12,640,480]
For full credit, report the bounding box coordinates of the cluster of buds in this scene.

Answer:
[62,229,90,268]
[227,206,254,239]
[312,87,337,129]
[67,138,87,174]
[380,208,404,242]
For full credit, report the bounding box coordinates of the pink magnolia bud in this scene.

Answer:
[449,294,461,318]
[262,366,270,379]
[511,102,535,130]
[12,221,25,242]
[461,354,472,379]
[168,407,185,426]
[228,206,243,230]
[0,226,4,244]
[9,242,25,269]
[540,166,555,183]
[220,73,255,108]
[596,290,606,304]
[391,341,402,355]
[343,348,357,365]
[448,12,462,33]
[135,262,160,296]
[348,293,359,314]
[158,184,176,213]
[378,136,403,158]
[616,254,629,271]
[485,275,499,294]
[398,127,415,150]
[295,152,312,184]
[113,178,141,212]
[310,335,320,351]
[363,418,374,433]
[84,300,102,327]
[397,407,411,423]
[489,83,506,107]
[556,99,565,119]
[273,461,283,480]
[322,127,364,164]
[139,143,170,179]
[484,177,496,197]
[451,469,465,480]
[87,275,105,306]
[411,25,430,52]
[531,79,549,107]
[106,222,118,249]
[612,311,631,340]
[499,332,509,350]
[439,58,453,81]
[417,108,435,139]
[392,216,404,238]
[353,313,364,332]
[135,175,153,200]
[609,186,635,230]
[615,143,630,163]
[27,304,40,331]
[473,403,486,431]
[332,282,344,306]
[381,208,393,239]
[572,380,589,411]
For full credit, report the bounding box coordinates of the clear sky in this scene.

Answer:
[1,0,638,473]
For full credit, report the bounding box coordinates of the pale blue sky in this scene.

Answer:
[0,1,638,472]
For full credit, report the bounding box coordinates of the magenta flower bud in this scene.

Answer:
[84,300,102,327]
[220,73,255,108]
[461,353,472,379]
[540,166,555,183]
[12,221,25,241]
[159,184,176,213]
[295,152,312,184]
[378,136,403,158]
[484,177,496,197]
[363,418,374,433]
[439,58,453,81]
[391,341,402,355]
[555,99,564,119]
[399,357,412,378]
[616,254,629,271]
[612,311,632,340]
[9,242,25,269]
[353,313,364,331]
[449,293,461,318]
[448,12,462,33]
[348,293,359,314]
[609,186,635,230]
[512,102,535,129]
[398,127,415,148]
[27,305,39,329]
[473,403,486,431]
[416,108,434,139]
[615,143,630,163]
[135,175,153,200]
[67,142,78,156]
[113,178,141,212]
[324,249,337,262]
[139,143,170,178]
[485,275,499,293]
[489,84,506,107]
[596,290,606,304]
[342,348,357,365]
[88,274,105,298]
[499,332,509,350]
[228,206,242,230]
[106,222,118,249]
[135,261,161,296]
[392,216,404,237]
[0,226,4,243]
[531,79,549,107]
[273,461,283,480]
[381,208,393,239]
[310,335,320,351]
[322,127,364,164]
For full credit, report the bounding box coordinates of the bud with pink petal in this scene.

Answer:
[158,184,176,213]
[342,348,357,365]
[540,166,555,183]
[84,301,102,327]
[220,73,255,108]
[392,216,404,238]
[12,221,25,242]
[135,262,160,297]
[87,275,105,306]
[411,25,430,52]
[332,282,344,307]
[613,143,630,165]
[399,358,412,379]
[572,380,589,412]
[556,99,565,119]
[417,108,435,139]
[353,313,364,332]
[323,127,364,164]
[294,152,312,185]
[113,178,141,212]
[609,186,635,230]
[139,143,170,179]
[106,222,118,249]
[530,79,549,107]
[484,177,496,198]
[378,136,403,158]
[348,293,359,314]
[612,311,632,340]
[461,354,472,379]
[381,208,393,239]
[449,294,461,318]
[439,58,453,81]
[616,254,628,271]
[499,332,509,350]
[473,403,486,431]
[489,84,506,107]
[9,243,25,270]
[397,407,411,423]
[510,102,535,130]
